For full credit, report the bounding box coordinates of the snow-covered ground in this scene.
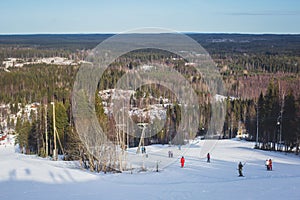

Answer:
[1,136,300,200]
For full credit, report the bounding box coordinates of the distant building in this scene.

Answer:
[236,121,249,139]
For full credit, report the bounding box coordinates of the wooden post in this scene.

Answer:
[51,102,57,161]
[45,104,48,157]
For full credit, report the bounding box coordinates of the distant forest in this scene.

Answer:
[0,33,299,55]
[1,34,299,99]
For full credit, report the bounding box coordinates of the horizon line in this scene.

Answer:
[0,31,300,36]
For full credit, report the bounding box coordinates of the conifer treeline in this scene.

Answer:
[224,80,300,152]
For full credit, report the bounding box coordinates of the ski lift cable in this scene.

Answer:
[199,139,219,159]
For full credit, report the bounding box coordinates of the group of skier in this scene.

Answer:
[168,150,174,158]
[180,153,209,168]
[236,159,274,176]
[265,159,273,170]
[179,152,273,177]
[238,158,274,176]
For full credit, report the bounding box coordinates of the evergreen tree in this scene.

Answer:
[282,90,297,151]
[15,120,31,154]
[263,80,280,149]
[257,93,265,146]
[55,102,69,154]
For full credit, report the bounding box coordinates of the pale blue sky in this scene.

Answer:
[0,0,299,34]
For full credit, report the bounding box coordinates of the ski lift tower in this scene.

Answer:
[136,123,148,154]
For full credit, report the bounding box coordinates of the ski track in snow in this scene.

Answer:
[1,136,300,200]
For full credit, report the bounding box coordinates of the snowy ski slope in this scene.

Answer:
[1,136,300,200]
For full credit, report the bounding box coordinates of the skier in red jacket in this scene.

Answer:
[269,159,272,170]
[181,156,185,168]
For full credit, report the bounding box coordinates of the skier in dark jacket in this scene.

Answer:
[238,162,244,176]
[207,153,210,163]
